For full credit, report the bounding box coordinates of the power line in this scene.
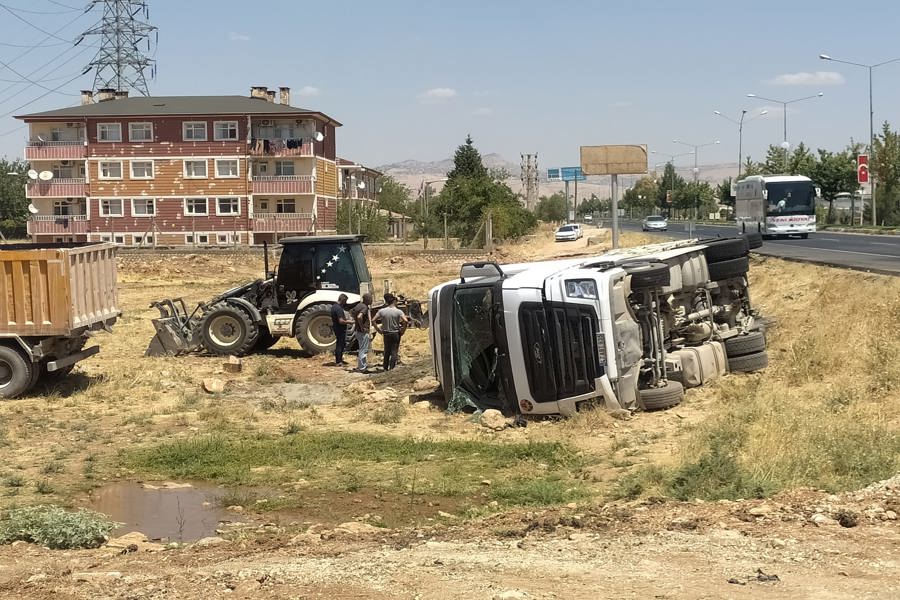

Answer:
[48,0,83,8]
[0,4,92,69]
[0,45,94,105]
[0,2,81,14]
[0,70,86,119]
[0,4,89,43]
[82,0,157,95]
[0,43,93,98]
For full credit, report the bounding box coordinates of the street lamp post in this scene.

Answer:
[713,109,768,180]
[746,92,824,172]
[819,53,900,226]
[673,139,719,219]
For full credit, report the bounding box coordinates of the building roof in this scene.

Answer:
[16,95,341,126]
[337,157,383,176]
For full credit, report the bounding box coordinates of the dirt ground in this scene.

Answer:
[1,225,899,599]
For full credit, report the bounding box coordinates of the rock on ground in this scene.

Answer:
[480,409,508,431]
[412,376,440,392]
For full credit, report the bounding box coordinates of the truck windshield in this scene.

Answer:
[765,182,816,216]
[450,285,503,411]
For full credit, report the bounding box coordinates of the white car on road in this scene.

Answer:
[642,215,668,232]
[555,224,582,242]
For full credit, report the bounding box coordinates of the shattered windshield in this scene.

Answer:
[449,285,503,412]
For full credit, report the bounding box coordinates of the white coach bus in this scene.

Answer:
[734,175,819,239]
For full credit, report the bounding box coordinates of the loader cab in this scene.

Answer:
[275,235,372,306]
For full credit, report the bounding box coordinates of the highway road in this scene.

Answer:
[609,220,900,275]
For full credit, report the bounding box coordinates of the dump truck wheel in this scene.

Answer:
[624,261,670,289]
[200,303,259,356]
[728,350,768,373]
[741,232,763,249]
[703,237,749,262]
[639,380,684,411]
[253,331,281,351]
[724,331,766,358]
[707,256,749,281]
[0,346,34,398]
[295,304,336,355]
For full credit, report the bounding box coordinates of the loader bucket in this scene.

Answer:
[144,298,201,357]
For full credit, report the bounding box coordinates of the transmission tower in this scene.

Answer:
[82,1,157,96]
[520,153,539,210]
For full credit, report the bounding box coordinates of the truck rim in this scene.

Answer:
[307,314,335,347]
[207,314,242,348]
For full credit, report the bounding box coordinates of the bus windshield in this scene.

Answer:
[765,181,816,216]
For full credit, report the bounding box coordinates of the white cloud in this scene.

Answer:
[228,32,251,42]
[296,86,321,97]
[608,101,632,109]
[418,87,458,103]
[767,71,845,86]
[472,107,493,116]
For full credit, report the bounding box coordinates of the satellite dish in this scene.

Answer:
[27,169,38,180]
[311,131,324,142]
[39,171,53,181]
[27,204,39,214]
[37,135,45,143]
[357,181,366,190]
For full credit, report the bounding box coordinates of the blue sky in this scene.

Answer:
[1,0,900,171]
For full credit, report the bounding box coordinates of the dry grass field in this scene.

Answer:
[0,226,898,598]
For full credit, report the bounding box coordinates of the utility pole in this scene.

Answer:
[520,153,539,210]
[82,1,158,96]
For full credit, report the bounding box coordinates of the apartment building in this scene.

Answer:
[15,86,344,246]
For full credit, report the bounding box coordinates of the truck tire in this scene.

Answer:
[200,303,259,356]
[741,232,763,249]
[639,380,684,411]
[728,350,768,373]
[703,237,749,262]
[624,261,670,289]
[707,256,749,281]
[0,346,34,398]
[295,303,336,355]
[724,331,766,358]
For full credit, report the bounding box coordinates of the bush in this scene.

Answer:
[0,505,117,549]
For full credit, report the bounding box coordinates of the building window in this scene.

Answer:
[98,234,112,243]
[132,198,156,216]
[215,159,239,178]
[128,122,153,142]
[182,121,207,141]
[183,160,207,178]
[133,234,154,246]
[99,161,123,179]
[97,123,122,142]
[185,233,210,245]
[274,161,295,176]
[53,200,70,216]
[52,164,73,179]
[258,199,269,212]
[276,198,296,213]
[184,197,208,215]
[214,121,239,141]
[130,160,154,179]
[216,197,240,215]
[217,233,233,245]
[114,234,125,244]
[100,199,123,217]
[253,162,268,176]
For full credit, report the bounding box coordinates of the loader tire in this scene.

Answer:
[741,232,764,249]
[639,380,684,411]
[624,261,670,289]
[702,237,749,262]
[724,331,766,358]
[707,256,749,281]
[200,303,259,356]
[295,303,336,355]
[0,345,34,398]
[728,350,768,373]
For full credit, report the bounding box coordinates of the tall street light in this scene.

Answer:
[713,109,768,180]
[746,92,823,172]
[820,53,900,226]
[673,139,719,219]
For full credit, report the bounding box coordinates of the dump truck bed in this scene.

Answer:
[0,243,119,337]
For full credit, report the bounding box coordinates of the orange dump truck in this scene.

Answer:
[0,243,119,398]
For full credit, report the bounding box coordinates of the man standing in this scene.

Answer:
[330,293,353,366]
[352,293,373,373]
[374,293,409,371]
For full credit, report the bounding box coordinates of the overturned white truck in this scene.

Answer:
[428,234,767,416]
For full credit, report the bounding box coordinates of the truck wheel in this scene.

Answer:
[707,256,749,281]
[741,232,764,249]
[0,346,34,398]
[639,380,684,411]
[624,261,670,289]
[703,237,749,262]
[728,350,768,373]
[253,331,281,351]
[200,303,259,356]
[295,304,336,355]
[724,331,766,358]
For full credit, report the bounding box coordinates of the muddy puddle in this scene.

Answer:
[88,482,231,541]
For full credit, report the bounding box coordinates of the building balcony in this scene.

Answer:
[24,140,86,161]
[27,215,89,235]
[251,175,314,195]
[248,139,314,157]
[252,213,315,234]
[26,178,87,198]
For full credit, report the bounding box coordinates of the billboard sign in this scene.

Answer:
[580,144,648,176]
[547,167,586,182]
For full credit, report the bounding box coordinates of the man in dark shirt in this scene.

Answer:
[374,293,409,371]
[351,293,374,373]
[330,294,353,366]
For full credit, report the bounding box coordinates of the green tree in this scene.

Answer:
[0,159,29,236]
[716,177,734,207]
[375,175,411,215]
[762,142,815,176]
[447,134,488,180]
[577,194,605,216]
[535,192,567,222]
[811,147,860,224]
[655,162,686,207]
[872,121,900,225]
[336,200,389,241]
[673,181,715,219]
[741,156,764,177]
